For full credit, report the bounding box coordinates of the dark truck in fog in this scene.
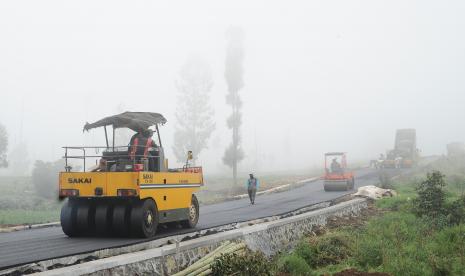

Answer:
[383,129,419,168]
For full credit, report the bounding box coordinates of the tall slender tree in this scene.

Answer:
[223,27,245,186]
[173,55,215,164]
[0,123,8,168]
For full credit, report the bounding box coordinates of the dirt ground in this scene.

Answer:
[327,199,382,228]
[306,198,382,238]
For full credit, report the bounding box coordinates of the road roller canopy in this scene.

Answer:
[324,152,346,156]
[62,112,168,172]
[324,152,348,170]
[83,112,167,133]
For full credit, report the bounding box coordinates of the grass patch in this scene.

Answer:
[276,254,313,275]
[294,232,352,268]
[0,209,60,225]
[375,195,410,211]
[0,175,61,225]
[375,181,415,211]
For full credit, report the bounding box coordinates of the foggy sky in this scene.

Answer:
[1,1,464,174]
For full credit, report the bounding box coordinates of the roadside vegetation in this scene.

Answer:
[0,159,69,226]
[209,157,465,276]
[0,175,61,226]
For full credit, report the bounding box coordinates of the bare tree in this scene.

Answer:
[173,55,215,164]
[223,27,245,186]
[0,123,8,168]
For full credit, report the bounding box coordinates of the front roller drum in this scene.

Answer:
[181,194,199,229]
[324,180,352,191]
[130,199,158,238]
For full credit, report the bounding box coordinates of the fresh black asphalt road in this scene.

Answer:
[0,168,398,270]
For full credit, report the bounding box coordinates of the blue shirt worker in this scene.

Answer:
[246,173,260,205]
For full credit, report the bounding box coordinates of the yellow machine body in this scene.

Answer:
[382,159,397,168]
[59,170,202,214]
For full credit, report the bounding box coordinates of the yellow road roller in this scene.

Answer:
[58,112,203,238]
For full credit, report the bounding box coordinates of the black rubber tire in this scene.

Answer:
[95,202,112,236]
[181,194,199,229]
[130,199,158,238]
[60,199,79,237]
[112,203,130,236]
[76,200,94,234]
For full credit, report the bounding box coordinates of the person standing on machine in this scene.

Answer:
[129,129,156,161]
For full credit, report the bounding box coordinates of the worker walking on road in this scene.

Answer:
[246,173,259,205]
